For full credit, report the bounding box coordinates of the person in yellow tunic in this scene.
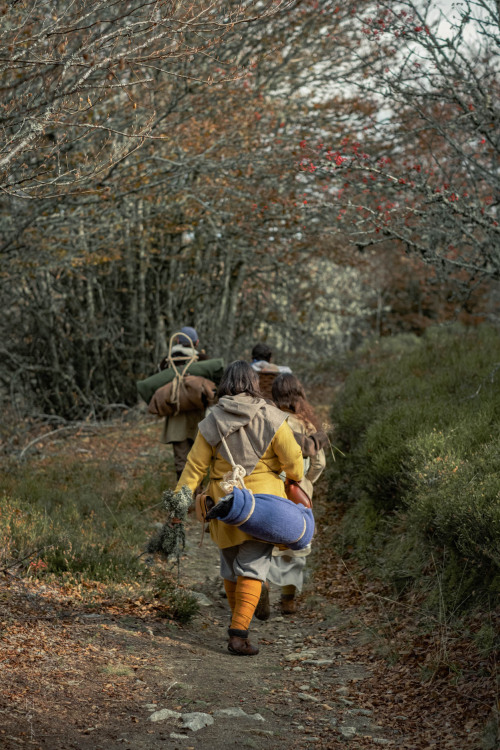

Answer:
[175,360,303,656]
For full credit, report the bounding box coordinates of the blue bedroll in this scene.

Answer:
[206,487,314,551]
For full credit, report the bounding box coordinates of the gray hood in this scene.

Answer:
[198,394,287,475]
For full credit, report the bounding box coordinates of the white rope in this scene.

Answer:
[218,435,247,492]
[219,465,247,493]
[165,332,198,415]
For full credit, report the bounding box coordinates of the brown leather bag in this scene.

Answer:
[148,375,216,417]
[195,490,214,523]
[194,490,215,547]
[284,479,312,509]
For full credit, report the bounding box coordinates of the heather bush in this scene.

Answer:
[0,450,198,622]
[330,324,500,607]
[0,458,163,579]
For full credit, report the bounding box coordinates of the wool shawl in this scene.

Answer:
[198,394,287,476]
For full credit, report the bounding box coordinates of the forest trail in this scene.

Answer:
[1,397,492,750]
[1,502,402,750]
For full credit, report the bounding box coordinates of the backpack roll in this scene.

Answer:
[148,375,216,417]
[137,358,224,404]
[206,487,315,551]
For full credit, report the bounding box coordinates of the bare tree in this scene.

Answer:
[0,1,297,193]
[5,0,439,420]
[297,0,499,282]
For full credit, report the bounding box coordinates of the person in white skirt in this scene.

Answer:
[262,373,326,615]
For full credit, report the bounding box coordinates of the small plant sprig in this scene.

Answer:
[323,421,345,462]
[147,486,192,578]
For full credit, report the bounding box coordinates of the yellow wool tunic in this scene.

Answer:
[175,420,303,549]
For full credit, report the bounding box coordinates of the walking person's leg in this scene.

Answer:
[281,583,298,614]
[223,579,237,611]
[172,438,193,480]
[254,580,270,621]
[267,550,309,614]
[220,540,273,655]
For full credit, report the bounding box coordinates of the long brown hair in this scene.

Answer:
[271,373,320,430]
[217,360,262,399]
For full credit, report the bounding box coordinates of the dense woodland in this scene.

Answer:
[1,0,499,419]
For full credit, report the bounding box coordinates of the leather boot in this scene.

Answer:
[227,628,259,656]
[228,636,259,655]
[280,594,296,615]
[254,582,270,621]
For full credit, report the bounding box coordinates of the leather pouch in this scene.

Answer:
[284,479,312,509]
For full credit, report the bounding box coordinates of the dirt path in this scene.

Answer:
[1,408,495,750]
[2,502,403,750]
[1,531,492,750]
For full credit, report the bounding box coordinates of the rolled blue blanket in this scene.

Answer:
[206,487,314,551]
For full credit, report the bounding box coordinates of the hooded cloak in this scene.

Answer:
[198,394,287,476]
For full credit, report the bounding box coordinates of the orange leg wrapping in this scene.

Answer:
[230,576,262,632]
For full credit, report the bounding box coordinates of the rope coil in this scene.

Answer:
[165,331,198,415]
[218,435,247,492]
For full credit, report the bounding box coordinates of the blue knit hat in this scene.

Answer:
[178,326,198,346]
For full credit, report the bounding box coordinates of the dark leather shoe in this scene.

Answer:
[227,636,259,655]
[254,582,270,621]
[281,596,296,615]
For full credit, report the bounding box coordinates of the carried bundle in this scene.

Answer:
[137,358,224,405]
[148,376,216,417]
[205,486,314,551]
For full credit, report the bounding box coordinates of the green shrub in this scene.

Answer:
[330,324,500,608]
[0,490,150,581]
[336,492,381,557]
[0,452,169,582]
[0,434,200,625]
[153,580,199,624]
